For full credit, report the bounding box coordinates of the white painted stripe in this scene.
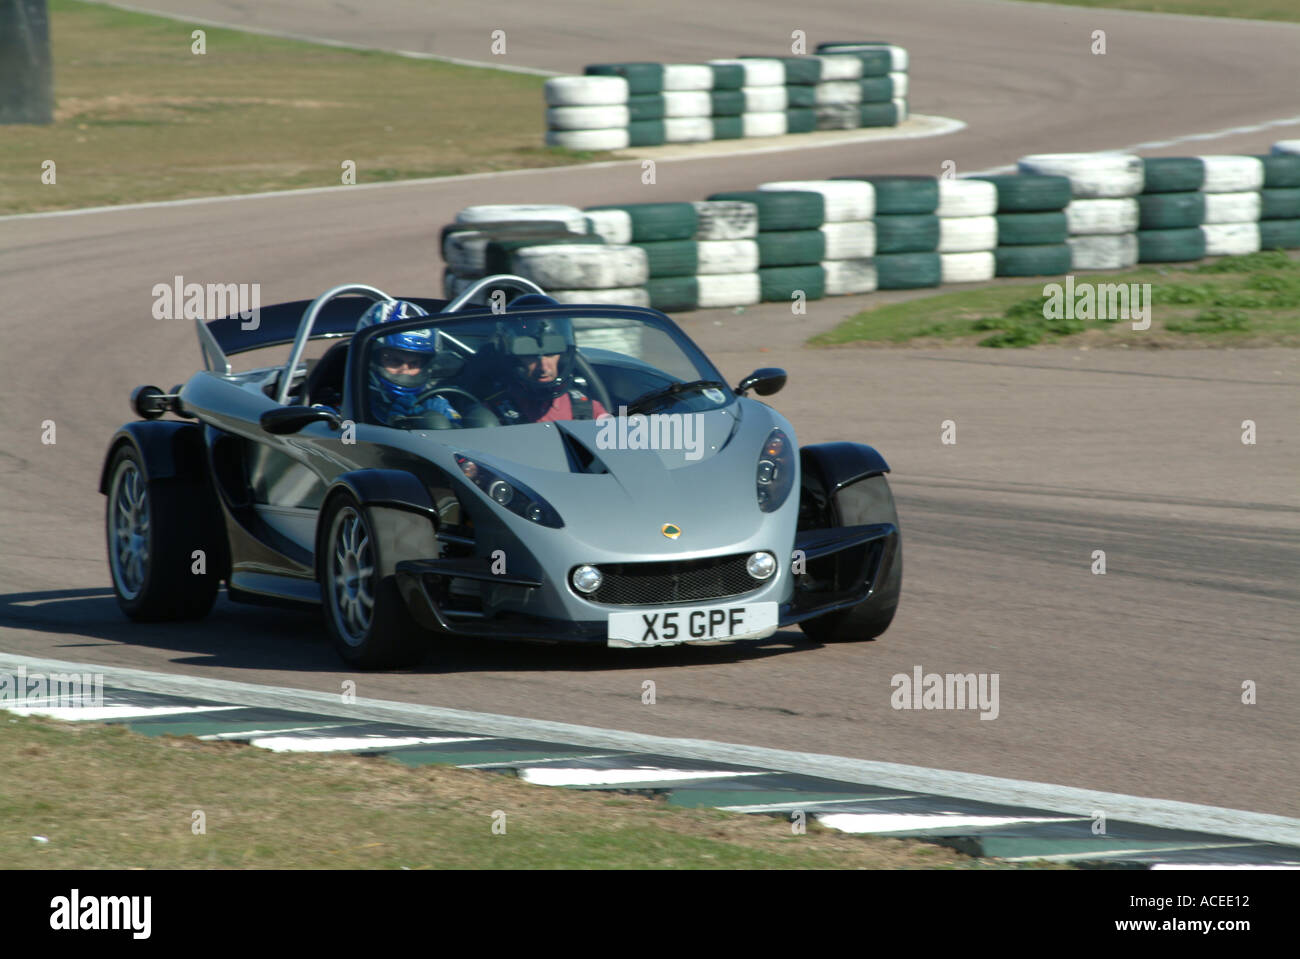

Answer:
[1,704,241,721]
[2,651,1296,849]
[816,812,1084,834]
[0,116,967,223]
[519,768,769,787]
[81,1,559,76]
[458,754,630,768]
[720,796,917,813]
[249,734,486,753]
[1151,863,1300,870]
[963,114,1300,177]
[198,724,351,740]
[1001,843,1253,863]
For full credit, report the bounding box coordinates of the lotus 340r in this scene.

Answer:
[100,276,901,668]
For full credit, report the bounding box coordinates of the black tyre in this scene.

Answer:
[104,444,221,621]
[799,474,902,643]
[320,494,427,669]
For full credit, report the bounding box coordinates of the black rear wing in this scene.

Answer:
[199,296,452,371]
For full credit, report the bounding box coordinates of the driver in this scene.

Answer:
[484,312,608,424]
[357,299,464,428]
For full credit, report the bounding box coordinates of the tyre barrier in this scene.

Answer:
[554,44,909,148]
[443,143,1300,311]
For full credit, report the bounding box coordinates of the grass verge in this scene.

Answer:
[0,714,1059,869]
[1017,0,1300,23]
[812,252,1300,349]
[0,0,602,215]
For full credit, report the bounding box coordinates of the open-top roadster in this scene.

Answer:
[101,276,901,667]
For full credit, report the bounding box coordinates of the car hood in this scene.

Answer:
[434,401,794,557]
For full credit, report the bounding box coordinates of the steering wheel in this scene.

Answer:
[410,386,500,428]
[572,352,614,414]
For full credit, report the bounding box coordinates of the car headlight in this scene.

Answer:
[755,428,795,513]
[455,454,563,528]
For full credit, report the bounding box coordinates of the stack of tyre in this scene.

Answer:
[814,41,909,128]
[967,174,1072,277]
[708,58,789,139]
[1198,156,1266,258]
[753,55,821,134]
[441,204,648,306]
[544,76,631,151]
[1259,142,1300,251]
[1018,154,1143,271]
[698,182,876,303]
[1133,158,1210,263]
[584,200,763,312]
[828,176,938,289]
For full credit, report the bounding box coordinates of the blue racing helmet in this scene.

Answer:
[357,300,437,413]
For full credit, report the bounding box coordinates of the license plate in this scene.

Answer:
[607,602,779,648]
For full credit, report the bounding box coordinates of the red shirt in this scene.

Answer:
[537,391,608,423]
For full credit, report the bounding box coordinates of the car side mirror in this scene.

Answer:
[736,367,787,397]
[260,405,342,435]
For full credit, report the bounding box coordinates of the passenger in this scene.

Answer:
[484,314,608,423]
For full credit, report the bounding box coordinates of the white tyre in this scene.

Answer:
[893,97,908,123]
[663,117,713,142]
[815,103,859,130]
[443,232,492,276]
[822,258,878,294]
[457,204,587,234]
[819,221,876,258]
[443,270,473,298]
[938,215,997,253]
[1272,141,1300,156]
[1202,191,1261,224]
[1066,198,1140,235]
[1201,222,1261,256]
[510,244,649,289]
[742,112,787,138]
[1018,152,1144,198]
[545,128,630,150]
[696,239,760,274]
[936,179,997,217]
[662,90,712,117]
[1067,233,1139,270]
[696,272,761,308]
[814,81,862,106]
[547,287,651,308]
[585,209,633,246]
[709,58,785,87]
[817,55,863,80]
[741,86,788,112]
[546,105,630,130]
[544,75,628,106]
[661,64,714,91]
[693,200,759,240]
[940,251,996,283]
[1197,156,1265,193]
[889,72,909,98]
[760,180,875,222]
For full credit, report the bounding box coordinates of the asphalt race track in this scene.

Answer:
[2,1,1297,818]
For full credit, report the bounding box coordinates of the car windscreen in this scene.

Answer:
[355,308,731,430]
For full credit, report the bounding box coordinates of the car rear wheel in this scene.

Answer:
[105,445,221,621]
[320,495,426,669]
[798,474,902,643]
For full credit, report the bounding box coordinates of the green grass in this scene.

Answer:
[812,251,1300,348]
[0,0,602,214]
[1017,0,1300,22]
[0,714,1062,869]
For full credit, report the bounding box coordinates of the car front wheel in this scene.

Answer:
[320,494,426,669]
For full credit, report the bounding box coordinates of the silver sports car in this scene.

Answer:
[100,276,901,668]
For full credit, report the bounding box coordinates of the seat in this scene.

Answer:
[303,339,350,408]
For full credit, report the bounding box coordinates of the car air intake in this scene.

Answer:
[581,554,762,606]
